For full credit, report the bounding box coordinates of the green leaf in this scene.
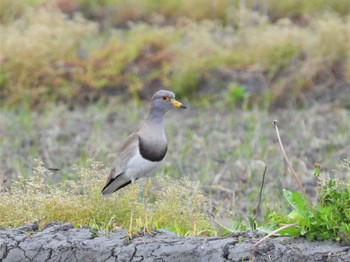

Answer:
[283,189,307,212]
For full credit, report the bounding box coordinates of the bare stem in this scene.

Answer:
[254,165,267,221]
[250,223,298,249]
[273,120,310,205]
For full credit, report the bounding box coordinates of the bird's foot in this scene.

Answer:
[139,226,154,236]
[123,229,136,240]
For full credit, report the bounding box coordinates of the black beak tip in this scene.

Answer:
[180,104,187,109]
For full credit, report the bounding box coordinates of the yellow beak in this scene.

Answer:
[171,99,186,108]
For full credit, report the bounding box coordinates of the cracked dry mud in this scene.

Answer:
[0,222,349,262]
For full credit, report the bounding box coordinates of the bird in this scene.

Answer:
[101,90,186,238]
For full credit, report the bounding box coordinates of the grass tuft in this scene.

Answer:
[0,159,215,236]
[0,7,97,106]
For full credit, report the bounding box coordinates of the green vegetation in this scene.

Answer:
[265,160,350,242]
[0,3,349,107]
[1,0,348,25]
[256,123,350,243]
[0,8,97,106]
[0,0,348,241]
[1,104,348,240]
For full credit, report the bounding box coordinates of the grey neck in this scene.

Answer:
[147,107,165,125]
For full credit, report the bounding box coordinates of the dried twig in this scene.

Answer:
[250,223,298,249]
[273,120,309,204]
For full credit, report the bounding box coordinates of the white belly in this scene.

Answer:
[125,150,160,181]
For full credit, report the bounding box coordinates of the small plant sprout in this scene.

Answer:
[313,162,321,178]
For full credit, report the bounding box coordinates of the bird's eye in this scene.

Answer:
[162,96,168,101]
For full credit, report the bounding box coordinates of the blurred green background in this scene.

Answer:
[0,0,349,108]
[0,0,349,227]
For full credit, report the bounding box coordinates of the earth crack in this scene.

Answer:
[1,225,350,261]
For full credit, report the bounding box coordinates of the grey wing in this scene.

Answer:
[101,133,139,195]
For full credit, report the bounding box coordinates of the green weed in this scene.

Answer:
[260,120,350,243]
[225,83,247,108]
[264,163,350,242]
[219,115,350,244]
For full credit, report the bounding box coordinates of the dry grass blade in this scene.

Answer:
[250,223,298,249]
[253,165,267,221]
[273,120,310,205]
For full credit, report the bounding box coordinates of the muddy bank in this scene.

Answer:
[0,222,349,262]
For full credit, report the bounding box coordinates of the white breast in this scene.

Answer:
[124,149,160,181]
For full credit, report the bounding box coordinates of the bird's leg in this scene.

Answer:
[143,177,153,235]
[125,180,136,239]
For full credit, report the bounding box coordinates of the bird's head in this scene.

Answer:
[150,90,186,114]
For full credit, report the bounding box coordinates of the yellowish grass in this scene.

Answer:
[0,6,348,107]
[0,7,97,105]
[0,160,214,236]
